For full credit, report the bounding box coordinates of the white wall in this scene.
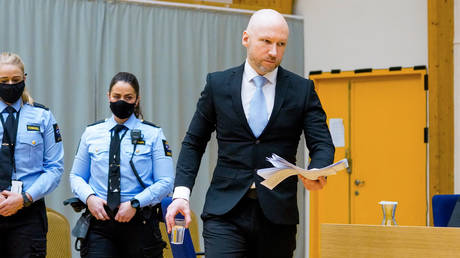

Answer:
[454,0,460,194]
[294,0,428,74]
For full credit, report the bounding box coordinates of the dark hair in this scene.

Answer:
[109,72,143,119]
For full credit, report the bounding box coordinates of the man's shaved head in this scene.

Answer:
[246,9,289,36]
[242,9,289,75]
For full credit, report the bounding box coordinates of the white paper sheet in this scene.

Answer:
[257,154,348,190]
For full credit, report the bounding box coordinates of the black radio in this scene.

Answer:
[131,129,142,144]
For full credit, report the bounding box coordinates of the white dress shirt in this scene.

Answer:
[173,61,278,201]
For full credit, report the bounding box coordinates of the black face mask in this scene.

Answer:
[0,81,25,104]
[110,100,136,119]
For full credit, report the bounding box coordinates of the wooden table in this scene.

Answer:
[321,223,460,258]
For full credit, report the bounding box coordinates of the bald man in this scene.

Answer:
[166,9,335,258]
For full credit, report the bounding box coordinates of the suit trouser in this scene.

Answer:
[0,199,48,258]
[80,207,165,258]
[202,193,297,258]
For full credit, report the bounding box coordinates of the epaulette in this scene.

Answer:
[87,119,105,127]
[141,120,159,128]
[32,102,49,110]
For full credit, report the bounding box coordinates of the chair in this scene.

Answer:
[432,194,460,227]
[160,196,204,258]
[160,222,174,258]
[46,208,71,258]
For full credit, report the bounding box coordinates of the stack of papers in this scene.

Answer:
[257,154,348,190]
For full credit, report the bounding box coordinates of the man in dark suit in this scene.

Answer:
[166,9,334,258]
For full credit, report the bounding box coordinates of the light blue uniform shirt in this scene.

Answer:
[0,99,64,201]
[70,114,174,207]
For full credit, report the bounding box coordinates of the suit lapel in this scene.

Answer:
[230,64,254,136]
[261,66,289,136]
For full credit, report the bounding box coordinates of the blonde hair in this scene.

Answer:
[0,52,34,104]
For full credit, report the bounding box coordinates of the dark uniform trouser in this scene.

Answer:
[0,199,48,258]
[80,208,165,258]
[202,191,297,258]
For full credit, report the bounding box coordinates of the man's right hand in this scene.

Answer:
[165,198,192,233]
[87,195,110,221]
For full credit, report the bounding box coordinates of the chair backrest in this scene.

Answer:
[46,208,71,258]
[160,196,200,258]
[160,222,174,258]
[432,194,460,227]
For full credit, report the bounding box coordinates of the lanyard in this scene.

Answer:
[129,142,147,189]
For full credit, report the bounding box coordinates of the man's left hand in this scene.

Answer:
[115,201,136,223]
[0,190,24,216]
[299,175,327,191]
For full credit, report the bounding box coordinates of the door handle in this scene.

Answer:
[354,179,365,186]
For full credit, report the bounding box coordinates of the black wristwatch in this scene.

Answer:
[22,192,32,208]
[130,198,140,209]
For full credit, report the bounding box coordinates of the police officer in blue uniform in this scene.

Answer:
[0,52,64,257]
[70,72,174,258]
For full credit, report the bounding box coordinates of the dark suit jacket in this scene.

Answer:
[175,64,335,225]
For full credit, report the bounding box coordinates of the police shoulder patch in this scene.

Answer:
[53,123,62,143]
[87,119,105,127]
[32,102,49,110]
[141,120,159,128]
[162,140,172,157]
